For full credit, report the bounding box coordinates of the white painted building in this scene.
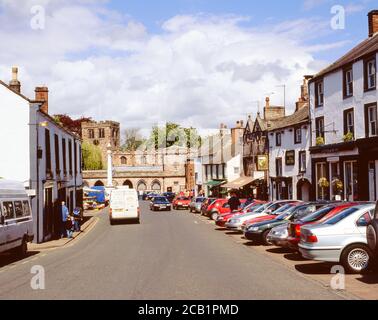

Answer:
[268,77,312,201]
[0,68,83,243]
[309,10,378,202]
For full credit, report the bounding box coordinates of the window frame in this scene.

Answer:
[275,157,283,177]
[294,127,302,144]
[298,151,306,173]
[276,132,282,147]
[343,67,353,98]
[343,108,354,137]
[315,80,324,108]
[315,116,325,140]
[364,103,378,138]
[364,57,376,91]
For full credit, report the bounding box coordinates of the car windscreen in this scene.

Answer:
[323,207,360,225]
[154,197,168,202]
[272,204,293,214]
[300,206,334,223]
[253,204,267,213]
[196,198,205,203]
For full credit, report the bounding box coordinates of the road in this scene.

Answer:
[0,201,347,300]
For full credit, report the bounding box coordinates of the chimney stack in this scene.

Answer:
[9,67,21,93]
[368,10,378,37]
[35,87,49,114]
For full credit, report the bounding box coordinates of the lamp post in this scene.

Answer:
[107,143,113,187]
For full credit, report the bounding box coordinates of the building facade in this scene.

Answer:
[0,68,83,243]
[268,77,312,201]
[309,11,378,202]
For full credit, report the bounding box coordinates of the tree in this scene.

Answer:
[53,114,92,136]
[82,142,104,170]
[147,122,202,149]
[121,128,145,151]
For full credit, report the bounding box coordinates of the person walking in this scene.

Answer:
[61,201,69,238]
[73,207,82,232]
[228,191,241,212]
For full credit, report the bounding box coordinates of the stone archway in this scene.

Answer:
[151,180,162,193]
[297,179,311,201]
[123,180,133,188]
[94,180,105,187]
[137,180,147,191]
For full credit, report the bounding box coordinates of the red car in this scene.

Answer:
[287,203,357,250]
[215,201,265,228]
[172,197,191,210]
[207,198,247,220]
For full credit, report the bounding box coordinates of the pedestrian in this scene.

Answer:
[73,207,82,232]
[61,201,69,238]
[228,191,241,212]
[66,213,74,239]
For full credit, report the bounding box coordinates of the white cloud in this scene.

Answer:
[0,0,341,134]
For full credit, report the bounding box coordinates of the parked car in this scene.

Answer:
[225,200,301,232]
[299,204,375,274]
[211,199,248,220]
[205,199,228,220]
[172,197,191,210]
[150,196,172,211]
[201,198,216,216]
[216,201,265,228]
[189,197,206,213]
[367,201,378,260]
[287,203,357,250]
[0,180,34,257]
[267,223,291,247]
[145,192,160,201]
[244,202,327,245]
[162,192,176,203]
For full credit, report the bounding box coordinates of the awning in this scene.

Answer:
[223,176,256,189]
[205,180,226,187]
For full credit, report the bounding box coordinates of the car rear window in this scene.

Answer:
[300,206,334,223]
[324,207,360,225]
[273,204,293,214]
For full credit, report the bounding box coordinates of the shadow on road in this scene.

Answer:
[243,241,262,247]
[284,252,308,262]
[225,231,243,236]
[356,272,378,284]
[266,247,293,254]
[214,228,227,231]
[0,251,40,268]
[294,262,334,275]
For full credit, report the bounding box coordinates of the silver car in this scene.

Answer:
[189,197,206,213]
[299,204,375,274]
[267,223,290,247]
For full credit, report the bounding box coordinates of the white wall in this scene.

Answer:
[226,154,241,182]
[310,52,378,145]
[0,85,30,184]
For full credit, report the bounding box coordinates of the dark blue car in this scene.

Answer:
[150,197,172,212]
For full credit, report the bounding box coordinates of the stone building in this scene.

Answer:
[81,120,193,193]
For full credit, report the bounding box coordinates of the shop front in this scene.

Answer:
[310,142,359,201]
[270,177,293,200]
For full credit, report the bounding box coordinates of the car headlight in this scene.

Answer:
[248,227,259,232]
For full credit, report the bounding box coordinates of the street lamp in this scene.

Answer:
[107,143,113,187]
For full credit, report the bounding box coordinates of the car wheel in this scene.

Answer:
[211,212,218,221]
[367,220,378,252]
[262,230,272,246]
[341,244,372,274]
[14,237,27,258]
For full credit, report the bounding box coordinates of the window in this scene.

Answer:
[365,103,378,137]
[88,129,95,139]
[234,167,239,174]
[299,151,306,173]
[62,138,67,175]
[315,81,324,107]
[14,201,23,218]
[2,201,14,220]
[54,134,60,175]
[120,156,127,165]
[68,140,73,175]
[276,158,282,177]
[22,200,31,217]
[325,207,359,225]
[99,128,105,139]
[344,161,358,201]
[294,127,302,144]
[316,162,329,200]
[356,212,372,227]
[45,129,51,176]
[343,108,354,136]
[365,58,376,90]
[276,132,282,147]
[74,142,77,175]
[344,68,353,97]
[315,117,325,140]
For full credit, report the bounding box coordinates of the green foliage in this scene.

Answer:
[343,132,354,142]
[147,122,202,149]
[316,136,325,146]
[121,128,146,152]
[82,142,104,170]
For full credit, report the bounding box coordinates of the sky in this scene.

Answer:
[0,0,375,137]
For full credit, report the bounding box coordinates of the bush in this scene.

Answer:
[316,136,325,146]
[343,132,354,142]
[82,142,104,170]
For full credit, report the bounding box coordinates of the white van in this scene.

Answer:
[109,188,140,225]
[0,180,34,257]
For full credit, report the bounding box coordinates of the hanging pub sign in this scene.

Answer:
[257,155,269,171]
[285,150,295,166]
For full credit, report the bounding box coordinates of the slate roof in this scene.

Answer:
[311,33,378,81]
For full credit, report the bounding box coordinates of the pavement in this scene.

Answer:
[0,201,373,299]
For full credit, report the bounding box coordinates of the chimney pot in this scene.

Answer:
[9,66,21,93]
[368,10,378,37]
[35,86,49,114]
